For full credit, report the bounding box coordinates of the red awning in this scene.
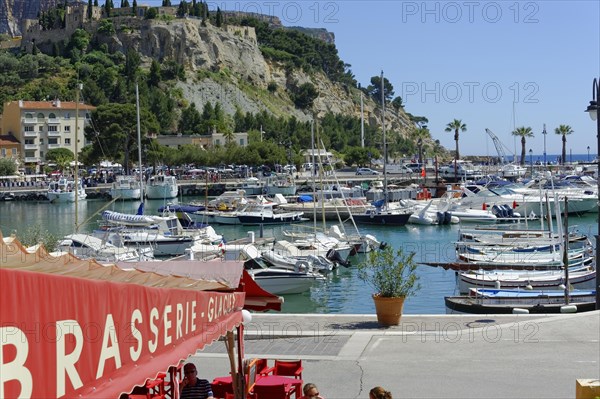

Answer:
[0,268,244,398]
[0,233,245,398]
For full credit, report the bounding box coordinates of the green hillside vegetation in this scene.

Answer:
[0,5,434,171]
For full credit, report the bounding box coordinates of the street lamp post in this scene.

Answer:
[584,77,600,310]
[529,149,533,177]
[417,138,423,165]
[587,145,590,162]
[542,124,547,165]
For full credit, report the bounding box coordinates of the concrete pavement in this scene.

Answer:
[192,312,600,399]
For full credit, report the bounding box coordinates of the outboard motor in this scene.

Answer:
[436,211,445,224]
[379,241,388,250]
[503,204,514,218]
[326,248,351,267]
[491,204,501,218]
[443,211,452,225]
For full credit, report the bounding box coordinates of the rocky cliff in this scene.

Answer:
[21,9,413,136]
[0,0,62,36]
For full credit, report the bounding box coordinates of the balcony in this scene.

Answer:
[48,143,60,149]
[47,130,61,137]
[23,131,37,137]
[24,144,38,150]
[47,118,60,125]
[24,157,39,163]
[23,118,36,124]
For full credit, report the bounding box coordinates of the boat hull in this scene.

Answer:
[110,188,141,200]
[445,295,596,314]
[145,185,178,199]
[353,212,411,226]
[250,270,318,295]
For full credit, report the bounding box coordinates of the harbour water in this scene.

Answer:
[0,197,596,314]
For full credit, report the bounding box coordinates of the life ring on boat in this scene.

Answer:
[294,260,311,273]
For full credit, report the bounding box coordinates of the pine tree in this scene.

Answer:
[216,7,222,27]
[132,0,137,14]
[94,0,98,7]
[87,0,93,20]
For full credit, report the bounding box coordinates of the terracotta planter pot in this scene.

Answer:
[372,294,405,326]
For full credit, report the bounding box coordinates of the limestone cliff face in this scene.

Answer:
[0,0,61,36]
[24,13,413,135]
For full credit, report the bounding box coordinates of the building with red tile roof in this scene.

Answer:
[1,99,95,173]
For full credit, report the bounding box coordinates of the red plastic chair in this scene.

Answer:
[252,384,293,399]
[255,358,270,375]
[212,380,234,399]
[272,360,303,380]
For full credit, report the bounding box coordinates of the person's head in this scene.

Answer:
[183,363,198,383]
[303,383,320,398]
[369,386,392,399]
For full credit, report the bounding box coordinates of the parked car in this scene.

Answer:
[385,164,414,175]
[283,164,297,173]
[404,163,423,173]
[356,167,381,175]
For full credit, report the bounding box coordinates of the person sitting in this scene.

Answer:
[369,386,392,399]
[180,363,214,399]
[300,383,324,399]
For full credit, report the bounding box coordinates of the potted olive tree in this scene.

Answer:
[357,246,421,326]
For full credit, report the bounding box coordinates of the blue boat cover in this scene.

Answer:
[297,195,313,202]
[373,199,385,208]
[158,204,205,213]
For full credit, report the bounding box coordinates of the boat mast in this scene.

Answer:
[74,83,81,232]
[136,83,144,200]
[311,119,317,233]
[381,70,387,206]
[562,197,570,305]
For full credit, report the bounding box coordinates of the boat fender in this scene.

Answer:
[326,248,351,267]
[512,308,529,314]
[560,305,578,313]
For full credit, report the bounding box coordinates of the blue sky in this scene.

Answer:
[141,1,600,156]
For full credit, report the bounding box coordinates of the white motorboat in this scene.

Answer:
[261,249,335,274]
[47,177,87,203]
[263,175,297,196]
[220,243,325,295]
[110,175,142,200]
[145,174,178,199]
[500,163,527,179]
[456,260,596,293]
[235,195,304,225]
[272,238,352,267]
[97,210,222,256]
[57,233,153,262]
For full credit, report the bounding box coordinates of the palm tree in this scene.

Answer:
[444,119,467,178]
[511,126,534,165]
[554,124,574,165]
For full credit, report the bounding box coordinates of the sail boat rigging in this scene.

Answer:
[352,70,412,226]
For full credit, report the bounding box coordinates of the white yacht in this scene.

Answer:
[57,233,153,262]
[47,177,87,203]
[110,175,142,200]
[145,174,178,199]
